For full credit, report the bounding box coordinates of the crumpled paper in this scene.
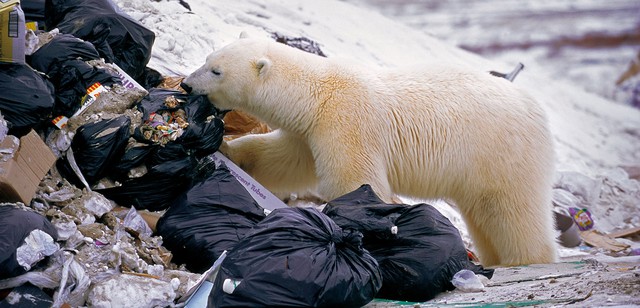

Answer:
[16,229,60,271]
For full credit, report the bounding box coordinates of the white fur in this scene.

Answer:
[184,37,558,267]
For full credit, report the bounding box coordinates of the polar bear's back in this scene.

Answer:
[357,64,554,200]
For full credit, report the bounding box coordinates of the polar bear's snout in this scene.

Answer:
[182,67,209,95]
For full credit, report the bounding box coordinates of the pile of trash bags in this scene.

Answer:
[1,0,157,134]
[0,0,494,306]
[158,174,493,305]
[44,0,155,80]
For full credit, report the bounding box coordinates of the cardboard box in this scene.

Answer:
[0,0,26,63]
[0,130,56,204]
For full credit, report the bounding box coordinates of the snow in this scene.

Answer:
[348,0,640,107]
[113,0,640,249]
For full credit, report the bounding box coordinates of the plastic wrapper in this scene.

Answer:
[53,250,91,307]
[16,229,59,272]
[45,128,73,157]
[57,116,131,186]
[44,0,156,80]
[0,112,8,142]
[0,135,19,162]
[86,273,177,307]
[0,205,59,279]
[451,269,485,292]
[28,34,121,118]
[569,207,594,231]
[122,206,153,238]
[323,185,494,302]
[79,191,116,218]
[209,207,382,308]
[0,62,55,137]
[156,162,267,273]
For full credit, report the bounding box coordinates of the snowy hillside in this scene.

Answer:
[114,0,640,235]
[348,0,640,106]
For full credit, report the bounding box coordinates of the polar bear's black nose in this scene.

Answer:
[181,82,193,93]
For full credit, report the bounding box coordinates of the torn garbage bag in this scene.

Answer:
[156,162,266,273]
[44,0,155,80]
[209,207,382,308]
[28,34,121,118]
[0,205,59,279]
[56,116,131,187]
[134,88,224,158]
[323,185,494,302]
[96,156,196,211]
[0,63,55,137]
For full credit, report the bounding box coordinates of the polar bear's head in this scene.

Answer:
[182,35,273,112]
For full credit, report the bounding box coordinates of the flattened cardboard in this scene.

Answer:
[0,130,56,203]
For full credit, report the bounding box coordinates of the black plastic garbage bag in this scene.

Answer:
[57,116,131,187]
[107,143,154,181]
[71,116,131,184]
[156,162,267,273]
[29,34,121,117]
[139,67,164,90]
[96,156,196,211]
[183,94,220,123]
[108,140,189,183]
[29,34,101,72]
[0,206,59,279]
[0,63,55,137]
[21,0,46,23]
[44,0,155,80]
[148,142,190,167]
[106,89,223,181]
[322,185,494,302]
[135,88,224,158]
[136,88,219,121]
[209,207,382,308]
[176,118,225,157]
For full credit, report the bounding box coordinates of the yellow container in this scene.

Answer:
[0,0,26,63]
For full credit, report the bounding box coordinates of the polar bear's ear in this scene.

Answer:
[239,31,250,39]
[256,58,271,76]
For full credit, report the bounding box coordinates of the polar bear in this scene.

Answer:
[182,36,557,267]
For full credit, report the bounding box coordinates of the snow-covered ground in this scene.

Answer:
[115,0,640,252]
[347,0,640,106]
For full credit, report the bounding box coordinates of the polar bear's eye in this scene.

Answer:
[211,69,222,76]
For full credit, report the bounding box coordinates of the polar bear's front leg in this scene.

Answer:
[222,129,319,196]
[310,136,394,203]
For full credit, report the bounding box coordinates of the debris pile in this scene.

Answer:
[1,0,639,307]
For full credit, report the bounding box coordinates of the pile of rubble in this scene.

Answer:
[2,0,638,307]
